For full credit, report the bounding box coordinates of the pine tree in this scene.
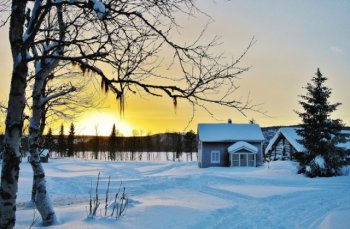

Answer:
[58,124,66,157]
[145,132,153,160]
[44,128,54,152]
[296,68,346,177]
[67,123,75,157]
[184,130,197,161]
[93,125,100,160]
[175,133,183,161]
[109,124,117,160]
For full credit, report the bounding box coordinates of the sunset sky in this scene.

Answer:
[0,0,349,136]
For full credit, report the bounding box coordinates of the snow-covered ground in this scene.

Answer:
[13,158,350,229]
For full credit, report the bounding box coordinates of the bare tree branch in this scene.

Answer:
[0,101,6,113]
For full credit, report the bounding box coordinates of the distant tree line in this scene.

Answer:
[39,123,197,161]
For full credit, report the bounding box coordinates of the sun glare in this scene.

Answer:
[77,112,132,136]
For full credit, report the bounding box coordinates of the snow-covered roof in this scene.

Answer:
[198,123,265,142]
[265,128,305,153]
[265,128,350,153]
[228,141,258,154]
[40,149,50,157]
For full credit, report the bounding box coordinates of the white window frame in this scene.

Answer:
[211,150,220,163]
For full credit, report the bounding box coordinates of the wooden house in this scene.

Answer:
[265,127,350,161]
[197,121,265,168]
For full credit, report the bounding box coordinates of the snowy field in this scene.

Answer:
[12,158,350,229]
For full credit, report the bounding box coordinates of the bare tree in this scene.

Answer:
[0,1,108,227]
[73,1,258,118]
[25,4,66,225]
[1,1,256,228]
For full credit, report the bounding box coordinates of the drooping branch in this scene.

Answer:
[98,35,257,116]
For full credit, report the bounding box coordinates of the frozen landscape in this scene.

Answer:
[13,158,350,229]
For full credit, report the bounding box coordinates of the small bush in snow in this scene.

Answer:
[87,172,128,220]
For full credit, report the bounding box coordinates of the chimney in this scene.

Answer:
[228,118,232,124]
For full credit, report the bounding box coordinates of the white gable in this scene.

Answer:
[228,141,258,154]
[198,123,265,142]
[265,128,305,153]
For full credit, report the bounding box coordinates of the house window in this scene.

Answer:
[211,151,220,163]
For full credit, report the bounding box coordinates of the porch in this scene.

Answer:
[228,141,258,167]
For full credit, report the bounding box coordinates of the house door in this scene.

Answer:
[240,154,247,166]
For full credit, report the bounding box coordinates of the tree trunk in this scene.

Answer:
[28,63,57,225]
[0,1,28,228]
[31,175,36,202]
[26,3,65,224]
[29,152,57,226]
[0,65,26,229]
[0,64,26,225]
[28,127,57,225]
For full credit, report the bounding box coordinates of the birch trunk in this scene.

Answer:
[27,3,65,225]
[28,71,57,226]
[0,1,28,228]
[28,125,57,226]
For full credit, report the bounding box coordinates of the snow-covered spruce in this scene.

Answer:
[296,69,346,177]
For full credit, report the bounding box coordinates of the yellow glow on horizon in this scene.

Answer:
[76,112,133,136]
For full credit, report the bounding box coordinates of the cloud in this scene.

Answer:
[330,46,343,54]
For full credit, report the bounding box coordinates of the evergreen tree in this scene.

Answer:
[44,128,54,152]
[58,124,66,157]
[109,124,117,160]
[153,134,162,160]
[145,132,154,160]
[93,125,100,160]
[296,68,346,177]
[67,123,75,157]
[184,131,196,153]
[184,130,197,161]
[175,133,183,161]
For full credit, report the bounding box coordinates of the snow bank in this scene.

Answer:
[212,184,316,198]
[136,188,234,210]
[13,158,350,229]
[318,208,350,229]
